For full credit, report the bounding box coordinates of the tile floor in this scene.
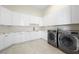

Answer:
[0,39,64,54]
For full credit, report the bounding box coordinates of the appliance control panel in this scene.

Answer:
[71,32,79,34]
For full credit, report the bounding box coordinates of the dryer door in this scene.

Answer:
[48,30,56,42]
[48,30,57,47]
[58,34,77,51]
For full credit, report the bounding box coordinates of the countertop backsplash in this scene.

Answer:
[0,25,41,33]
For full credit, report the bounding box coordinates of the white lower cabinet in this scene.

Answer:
[23,32,30,41]
[10,32,25,44]
[11,33,18,44]
[0,39,10,51]
[0,33,13,50]
[12,31,42,43]
[0,34,7,50]
[5,33,14,45]
[0,31,43,50]
[30,31,41,40]
[41,31,47,40]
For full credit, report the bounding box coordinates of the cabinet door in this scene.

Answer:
[43,14,57,26]
[71,5,79,24]
[22,14,30,26]
[30,16,43,26]
[12,12,22,26]
[0,6,12,25]
[0,34,6,50]
[22,32,30,41]
[35,31,41,39]
[0,6,2,24]
[56,6,71,25]
[6,33,14,45]
[30,31,37,40]
[37,17,43,26]
[41,31,47,40]
[30,31,41,40]
[0,33,13,50]
[43,6,71,26]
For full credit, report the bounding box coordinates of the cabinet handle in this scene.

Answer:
[5,34,8,37]
[3,33,5,34]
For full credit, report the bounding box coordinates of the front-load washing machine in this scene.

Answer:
[48,29,58,47]
[58,29,79,54]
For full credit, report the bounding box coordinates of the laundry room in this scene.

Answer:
[0,5,79,54]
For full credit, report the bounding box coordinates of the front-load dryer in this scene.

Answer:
[48,29,58,47]
[58,29,79,54]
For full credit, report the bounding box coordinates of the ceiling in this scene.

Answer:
[3,5,49,11]
[30,5,49,11]
[2,5,50,17]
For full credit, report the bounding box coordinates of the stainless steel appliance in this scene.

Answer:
[58,29,79,54]
[48,29,58,47]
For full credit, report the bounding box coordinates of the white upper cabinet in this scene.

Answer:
[43,6,71,26]
[30,16,43,26]
[71,5,79,24]
[22,14,30,26]
[43,14,57,26]
[12,12,22,26]
[12,13,43,26]
[56,6,71,25]
[0,6,12,25]
[12,12,31,26]
[0,6,43,26]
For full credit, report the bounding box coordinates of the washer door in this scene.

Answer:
[59,34,77,51]
[48,32,56,42]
